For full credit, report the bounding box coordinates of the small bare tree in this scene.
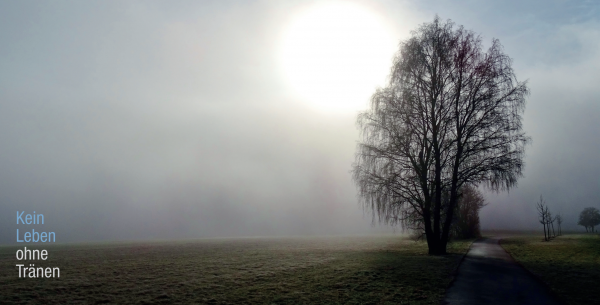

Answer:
[548,212,555,239]
[536,195,548,241]
[556,214,562,236]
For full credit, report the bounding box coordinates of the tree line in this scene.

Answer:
[537,195,600,240]
[535,195,561,241]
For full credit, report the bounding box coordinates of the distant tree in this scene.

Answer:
[536,196,548,241]
[352,16,529,255]
[578,207,600,232]
[555,214,562,236]
[450,185,486,239]
[548,212,555,238]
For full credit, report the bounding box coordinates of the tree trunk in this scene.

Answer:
[426,238,444,255]
[432,131,442,254]
[423,209,442,255]
[439,125,464,255]
[542,223,547,241]
[439,184,458,255]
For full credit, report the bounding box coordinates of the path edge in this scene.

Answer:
[440,238,479,305]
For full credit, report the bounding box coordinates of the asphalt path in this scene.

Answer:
[443,237,563,305]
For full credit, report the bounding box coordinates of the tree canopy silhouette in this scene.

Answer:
[578,207,600,232]
[353,16,529,255]
[451,185,486,239]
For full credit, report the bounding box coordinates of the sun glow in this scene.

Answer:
[279,2,397,113]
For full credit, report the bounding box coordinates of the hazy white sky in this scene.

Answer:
[1,0,599,243]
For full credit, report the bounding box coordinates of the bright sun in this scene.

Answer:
[279,2,396,113]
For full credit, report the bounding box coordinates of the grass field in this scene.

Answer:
[500,233,600,305]
[0,235,472,304]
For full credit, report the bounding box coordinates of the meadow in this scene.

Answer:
[0,235,472,304]
[500,233,600,305]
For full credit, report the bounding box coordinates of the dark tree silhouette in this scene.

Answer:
[578,207,600,232]
[407,185,486,241]
[556,214,562,236]
[548,212,555,238]
[450,185,486,239]
[536,196,549,241]
[352,16,529,254]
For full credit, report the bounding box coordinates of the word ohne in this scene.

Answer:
[16,247,48,260]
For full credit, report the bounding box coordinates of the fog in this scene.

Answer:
[1,0,599,243]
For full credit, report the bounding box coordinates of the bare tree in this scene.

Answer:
[536,196,548,241]
[548,211,555,239]
[409,185,486,240]
[556,214,562,236]
[353,16,529,255]
[451,185,487,239]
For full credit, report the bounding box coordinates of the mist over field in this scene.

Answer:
[1,0,599,244]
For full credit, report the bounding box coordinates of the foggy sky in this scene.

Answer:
[1,0,599,244]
